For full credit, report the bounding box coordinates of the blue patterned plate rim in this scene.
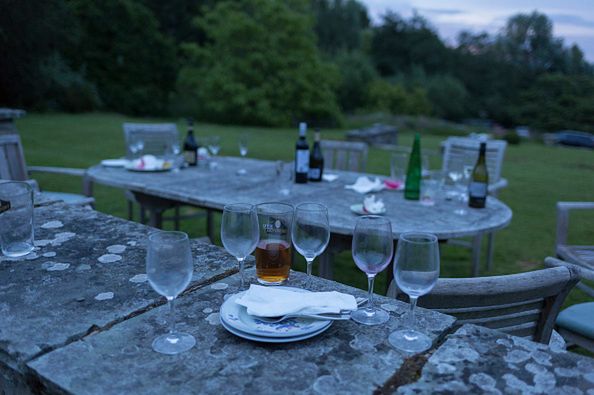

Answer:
[220,316,332,343]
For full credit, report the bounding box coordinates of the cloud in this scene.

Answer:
[417,8,464,16]
[550,14,594,29]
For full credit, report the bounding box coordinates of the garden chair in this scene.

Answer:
[544,257,594,352]
[0,134,94,206]
[441,137,508,273]
[555,201,594,270]
[387,261,579,345]
[122,123,212,238]
[320,140,368,172]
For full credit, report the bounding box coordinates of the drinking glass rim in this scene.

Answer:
[294,202,328,212]
[399,232,438,244]
[357,214,390,223]
[256,202,294,214]
[148,230,189,243]
[0,181,33,198]
[223,203,255,213]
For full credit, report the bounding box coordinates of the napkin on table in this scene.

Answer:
[322,173,339,182]
[363,195,385,214]
[345,176,385,194]
[235,284,358,317]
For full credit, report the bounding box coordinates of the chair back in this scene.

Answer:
[123,123,179,159]
[320,140,368,172]
[0,134,28,181]
[441,137,507,184]
[387,263,579,344]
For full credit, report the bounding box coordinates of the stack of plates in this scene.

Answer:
[219,287,333,343]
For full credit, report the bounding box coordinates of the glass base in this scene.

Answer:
[2,242,34,257]
[389,329,432,353]
[152,332,196,355]
[256,278,287,286]
[351,307,390,326]
[236,168,247,175]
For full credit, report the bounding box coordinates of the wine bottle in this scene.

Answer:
[468,142,489,208]
[295,122,309,184]
[183,118,198,167]
[404,133,421,200]
[308,128,324,182]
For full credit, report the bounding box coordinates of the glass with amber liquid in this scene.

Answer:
[255,202,294,285]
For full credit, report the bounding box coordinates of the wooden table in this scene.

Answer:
[87,157,512,276]
[1,203,591,395]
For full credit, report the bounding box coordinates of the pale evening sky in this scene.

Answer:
[362,0,594,62]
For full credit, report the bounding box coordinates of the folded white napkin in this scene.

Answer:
[235,284,358,317]
[322,173,339,182]
[363,195,385,214]
[345,176,385,194]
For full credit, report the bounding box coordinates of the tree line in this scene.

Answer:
[1,0,593,132]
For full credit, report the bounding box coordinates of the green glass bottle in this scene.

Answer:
[404,134,421,200]
[468,142,489,208]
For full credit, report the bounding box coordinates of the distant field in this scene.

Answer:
[17,113,594,311]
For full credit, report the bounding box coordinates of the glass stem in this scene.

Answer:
[237,257,245,288]
[306,258,313,287]
[408,296,418,328]
[168,297,176,334]
[366,275,376,312]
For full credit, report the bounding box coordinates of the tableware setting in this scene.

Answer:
[124,155,174,172]
[345,176,385,194]
[100,158,129,167]
[350,195,386,215]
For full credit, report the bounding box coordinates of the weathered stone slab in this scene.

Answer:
[28,269,456,395]
[397,324,594,394]
[0,203,237,373]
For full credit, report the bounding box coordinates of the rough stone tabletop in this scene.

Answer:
[28,269,456,395]
[397,324,594,394]
[0,203,237,389]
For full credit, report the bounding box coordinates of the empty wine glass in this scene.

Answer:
[208,136,221,169]
[351,216,394,325]
[291,203,330,288]
[389,232,440,353]
[237,134,249,175]
[221,203,259,288]
[146,231,196,355]
[130,139,145,159]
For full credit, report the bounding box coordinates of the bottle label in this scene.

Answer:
[309,168,321,179]
[296,150,309,173]
[184,150,196,164]
[468,182,487,197]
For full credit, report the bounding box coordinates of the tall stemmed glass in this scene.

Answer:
[237,134,249,175]
[389,232,440,353]
[351,216,394,325]
[291,203,330,288]
[146,231,196,355]
[221,203,259,288]
[208,136,221,169]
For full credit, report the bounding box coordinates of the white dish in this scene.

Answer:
[124,162,173,172]
[350,204,386,215]
[220,287,332,338]
[101,159,129,167]
[220,317,332,343]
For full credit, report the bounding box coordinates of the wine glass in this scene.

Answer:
[130,139,145,159]
[389,232,440,353]
[291,203,330,288]
[221,203,259,288]
[208,136,221,169]
[146,231,196,355]
[351,216,394,325]
[237,134,249,175]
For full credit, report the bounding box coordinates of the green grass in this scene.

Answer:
[18,113,594,311]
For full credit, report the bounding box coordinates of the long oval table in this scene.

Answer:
[87,156,512,277]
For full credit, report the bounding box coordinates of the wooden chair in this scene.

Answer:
[545,257,594,352]
[555,202,594,270]
[0,134,94,206]
[320,140,368,172]
[121,123,212,238]
[441,137,508,274]
[387,261,579,345]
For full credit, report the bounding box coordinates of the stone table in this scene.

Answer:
[396,325,594,394]
[0,203,238,392]
[27,270,456,395]
[87,157,512,276]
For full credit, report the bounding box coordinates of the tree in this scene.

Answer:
[65,0,177,115]
[177,0,341,126]
[311,0,370,55]
[334,51,377,112]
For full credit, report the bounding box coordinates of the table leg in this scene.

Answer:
[206,210,215,242]
[318,250,334,279]
[471,234,483,277]
[486,233,495,271]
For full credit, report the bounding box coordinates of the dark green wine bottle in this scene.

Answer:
[404,134,421,200]
[468,142,489,208]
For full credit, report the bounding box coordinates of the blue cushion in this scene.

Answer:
[556,302,594,339]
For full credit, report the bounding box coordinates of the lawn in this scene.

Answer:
[17,112,594,310]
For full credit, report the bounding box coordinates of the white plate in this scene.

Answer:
[350,204,386,215]
[101,159,129,167]
[220,317,332,343]
[124,163,173,172]
[220,287,332,338]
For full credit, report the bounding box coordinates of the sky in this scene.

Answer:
[362,0,594,62]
